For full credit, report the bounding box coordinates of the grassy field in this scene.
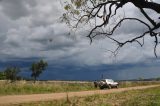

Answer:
[0,80,160,96]
[118,81,160,88]
[13,86,160,106]
[0,80,95,96]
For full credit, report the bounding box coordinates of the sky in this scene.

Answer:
[0,0,160,81]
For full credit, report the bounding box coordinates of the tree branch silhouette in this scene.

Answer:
[62,0,160,57]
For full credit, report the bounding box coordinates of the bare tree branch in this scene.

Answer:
[62,0,160,57]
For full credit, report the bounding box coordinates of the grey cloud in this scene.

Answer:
[29,0,62,27]
[114,20,148,36]
[0,0,30,20]
[0,0,159,67]
[24,0,37,7]
[0,12,17,33]
[0,0,159,80]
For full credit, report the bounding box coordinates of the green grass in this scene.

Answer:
[0,80,160,96]
[13,86,160,106]
[0,80,96,95]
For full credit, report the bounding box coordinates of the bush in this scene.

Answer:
[0,72,6,80]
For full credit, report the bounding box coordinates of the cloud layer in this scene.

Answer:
[0,0,159,80]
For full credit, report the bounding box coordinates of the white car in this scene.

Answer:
[94,79,119,89]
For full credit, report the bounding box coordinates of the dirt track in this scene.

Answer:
[0,85,159,105]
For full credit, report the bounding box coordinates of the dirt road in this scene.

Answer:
[0,85,159,105]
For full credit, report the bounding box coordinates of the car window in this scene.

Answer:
[107,79,114,82]
[101,80,106,82]
[110,79,114,82]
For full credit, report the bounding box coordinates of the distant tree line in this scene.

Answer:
[0,67,21,82]
[0,71,6,80]
[0,59,48,83]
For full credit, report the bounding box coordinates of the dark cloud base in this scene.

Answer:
[0,0,160,81]
[0,59,160,81]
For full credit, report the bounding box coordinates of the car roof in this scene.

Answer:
[101,79,112,80]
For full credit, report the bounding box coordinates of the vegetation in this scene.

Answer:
[30,60,48,83]
[118,81,160,88]
[0,71,6,80]
[0,81,95,96]
[62,0,160,57]
[13,86,160,106]
[0,59,48,83]
[0,80,159,96]
[4,67,21,83]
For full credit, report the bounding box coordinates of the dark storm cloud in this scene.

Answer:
[0,0,156,63]
[0,0,159,80]
[21,59,160,80]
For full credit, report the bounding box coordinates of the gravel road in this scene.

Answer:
[0,85,159,105]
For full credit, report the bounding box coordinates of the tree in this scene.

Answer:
[4,67,21,82]
[0,71,6,80]
[62,0,160,57]
[30,60,48,83]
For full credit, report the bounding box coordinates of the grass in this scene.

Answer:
[118,81,160,88]
[0,80,160,96]
[13,86,160,106]
[0,80,96,96]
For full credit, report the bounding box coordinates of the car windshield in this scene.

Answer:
[107,79,114,82]
[101,79,114,82]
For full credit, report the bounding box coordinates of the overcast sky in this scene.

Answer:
[0,0,160,80]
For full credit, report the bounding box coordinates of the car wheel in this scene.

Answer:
[108,85,111,89]
[99,85,104,89]
[94,83,97,88]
